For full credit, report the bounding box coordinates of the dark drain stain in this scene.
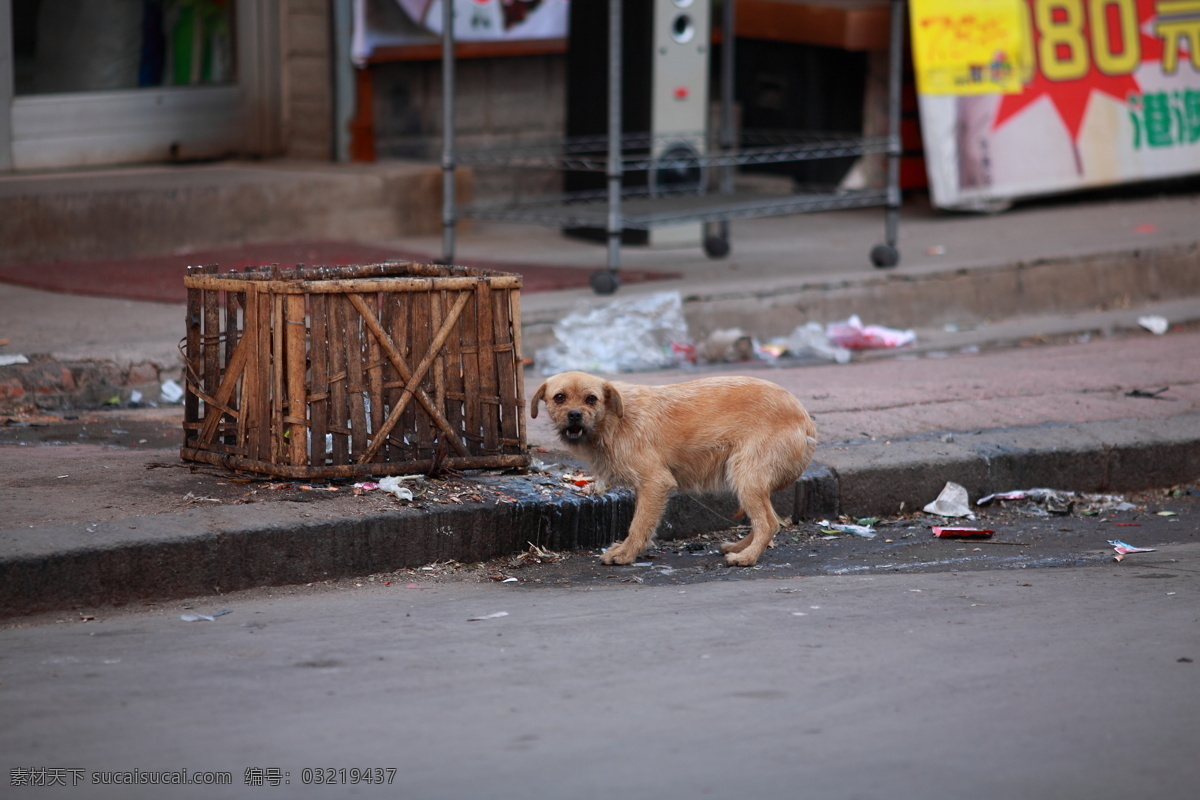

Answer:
[296,659,345,669]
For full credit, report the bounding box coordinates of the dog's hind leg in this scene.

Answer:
[721,505,788,553]
[723,489,781,567]
[720,507,753,554]
[720,533,753,554]
[601,474,674,565]
[723,444,794,566]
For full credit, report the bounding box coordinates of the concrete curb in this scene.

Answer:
[520,242,1200,351]
[4,413,1198,618]
[822,413,1200,518]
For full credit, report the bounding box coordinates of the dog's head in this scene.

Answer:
[530,371,623,445]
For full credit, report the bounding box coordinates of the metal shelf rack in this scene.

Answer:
[438,0,906,294]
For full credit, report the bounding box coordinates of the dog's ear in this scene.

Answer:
[530,381,548,419]
[605,382,624,418]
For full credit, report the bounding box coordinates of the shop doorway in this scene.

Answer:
[1,0,280,171]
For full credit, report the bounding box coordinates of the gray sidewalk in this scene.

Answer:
[1,177,1199,617]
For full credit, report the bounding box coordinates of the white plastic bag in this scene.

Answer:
[536,291,690,375]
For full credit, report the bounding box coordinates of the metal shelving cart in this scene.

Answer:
[438,0,905,294]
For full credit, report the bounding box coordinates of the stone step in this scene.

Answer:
[0,160,458,264]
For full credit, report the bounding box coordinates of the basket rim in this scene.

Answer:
[183,260,521,283]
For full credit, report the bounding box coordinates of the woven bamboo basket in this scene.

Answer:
[180,262,529,478]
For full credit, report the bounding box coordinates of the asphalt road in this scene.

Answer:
[3,493,1198,800]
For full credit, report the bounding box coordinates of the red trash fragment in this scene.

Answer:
[932,527,995,538]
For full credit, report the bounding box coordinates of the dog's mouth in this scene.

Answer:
[561,424,587,442]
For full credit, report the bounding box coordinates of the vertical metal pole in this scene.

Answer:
[441,0,457,263]
[331,0,354,162]
[718,0,736,242]
[606,0,623,273]
[884,0,904,248]
[0,0,16,171]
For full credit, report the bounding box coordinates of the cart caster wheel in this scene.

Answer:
[590,269,620,295]
[870,244,900,269]
[703,235,731,259]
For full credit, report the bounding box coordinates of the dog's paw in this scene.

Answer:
[724,550,760,568]
[600,543,637,565]
[720,537,749,554]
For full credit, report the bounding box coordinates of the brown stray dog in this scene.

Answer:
[531,371,817,567]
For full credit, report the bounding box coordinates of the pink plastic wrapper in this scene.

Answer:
[826,315,916,350]
[1110,539,1156,562]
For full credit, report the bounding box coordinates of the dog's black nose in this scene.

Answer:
[567,409,583,425]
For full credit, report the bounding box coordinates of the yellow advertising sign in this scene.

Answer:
[910,0,1031,95]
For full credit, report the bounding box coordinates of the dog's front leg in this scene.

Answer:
[601,476,673,565]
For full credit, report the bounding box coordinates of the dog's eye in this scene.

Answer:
[553,393,566,404]
[585,394,598,405]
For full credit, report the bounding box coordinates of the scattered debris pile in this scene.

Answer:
[533,290,916,374]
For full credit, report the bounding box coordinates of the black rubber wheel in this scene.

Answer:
[589,269,620,295]
[703,235,731,259]
[870,243,900,269]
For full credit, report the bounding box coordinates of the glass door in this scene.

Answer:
[2,0,280,171]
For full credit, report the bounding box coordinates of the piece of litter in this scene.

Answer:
[816,519,877,538]
[535,290,690,374]
[1126,387,1171,399]
[826,315,916,350]
[1109,540,1156,562]
[1138,315,1169,335]
[700,328,757,363]
[502,577,518,584]
[932,527,995,539]
[378,475,417,501]
[180,610,232,622]
[468,611,509,621]
[924,482,975,519]
[1156,510,1177,517]
[0,354,30,367]
[160,379,185,403]
[781,322,852,364]
[977,487,1126,515]
[1109,540,1155,554]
